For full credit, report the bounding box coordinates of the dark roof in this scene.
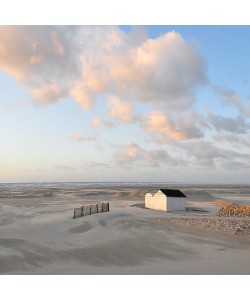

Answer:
[159,189,186,198]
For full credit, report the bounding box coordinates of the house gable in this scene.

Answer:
[154,190,165,196]
[145,188,186,212]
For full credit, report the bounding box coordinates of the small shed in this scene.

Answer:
[145,189,186,212]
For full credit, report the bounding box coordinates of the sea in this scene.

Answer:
[0,182,250,205]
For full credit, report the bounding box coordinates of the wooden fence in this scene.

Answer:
[73,202,109,219]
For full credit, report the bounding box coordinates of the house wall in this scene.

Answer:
[178,198,186,211]
[145,190,186,212]
[145,192,167,211]
[166,197,186,211]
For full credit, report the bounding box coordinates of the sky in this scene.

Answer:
[1,24,250,184]
[1,1,249,297]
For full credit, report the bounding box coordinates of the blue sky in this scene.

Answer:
[1,25,250,183]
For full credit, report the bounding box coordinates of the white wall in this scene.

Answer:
[145,191,186,212]
[145,192,167,211]
[166,197,186,211]
[166,197,175,211]
[178,198,186,211]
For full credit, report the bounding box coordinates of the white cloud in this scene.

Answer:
[182,140,250,168]
[207,113,250,134]
[107,95,136,123]
[91,118,116,128]
[71,82,92,110]
[0,26,206,110]
[73,28,206,111]
[144,111,203,141]
[114,142,184,167]
[114,142,140,164]
[0,25,80,103]
[213,132,250,148]
[31,82,68,105]
[221,160,250,171]
[214,85,250,117]
[72,133,96,142]
[214,86,241,108]
[0,100,28,109]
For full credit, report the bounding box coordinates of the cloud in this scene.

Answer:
[0,100,28,109]
[144,111,203,141]
[214,86,241,108]
[207,113,250,134]
[0,26,206,110]
[115,142,140,163]
[130,32,206,108]
[92,118,116,128]
[145,111,185,140]
[213,132,250,148]
[31,82,68,105]
[71,83,92,110]
[72,133,96,142]
[183,141,232,160]
[73,28,206,111]
[243,107,250,117]
[213,85,250,117]
[114,142,184,167]
[221,160,250,171]
[107,95,136,122]
[30,55,43,64]
[0,25,80,103]
[0,26,79,80]
[182,140,250,167]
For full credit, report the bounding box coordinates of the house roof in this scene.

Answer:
[159,189,186,198]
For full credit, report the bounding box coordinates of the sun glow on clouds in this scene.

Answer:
[0,26,205,109]
[72,133,96,142]
[145,111,186,140]
[31,82,68,105]
[145,111,204,141]
[1,25,250,182]
[92,118,115,128]
[71,28,206,113]
[107,95,136,123]
[114,142,184,168]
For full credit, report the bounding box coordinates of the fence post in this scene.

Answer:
[73,202,109,219]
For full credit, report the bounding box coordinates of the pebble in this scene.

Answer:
[151,217,250,237]
[216,205,250,217]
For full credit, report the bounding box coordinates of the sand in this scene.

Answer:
[0,184,250,274]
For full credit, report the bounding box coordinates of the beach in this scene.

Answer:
[0,183,250,275]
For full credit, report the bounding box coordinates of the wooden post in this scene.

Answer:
[73,202,109,219]
[73,208,83,219]
[90,204,97,214]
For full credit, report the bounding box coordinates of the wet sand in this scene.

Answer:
[0,184,249,274]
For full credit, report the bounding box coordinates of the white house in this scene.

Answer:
[145,189,186,212]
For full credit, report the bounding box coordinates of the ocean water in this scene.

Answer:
[0,182,250,205]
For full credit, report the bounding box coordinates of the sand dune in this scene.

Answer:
[211,199,233,207]
[0,184,249,274]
